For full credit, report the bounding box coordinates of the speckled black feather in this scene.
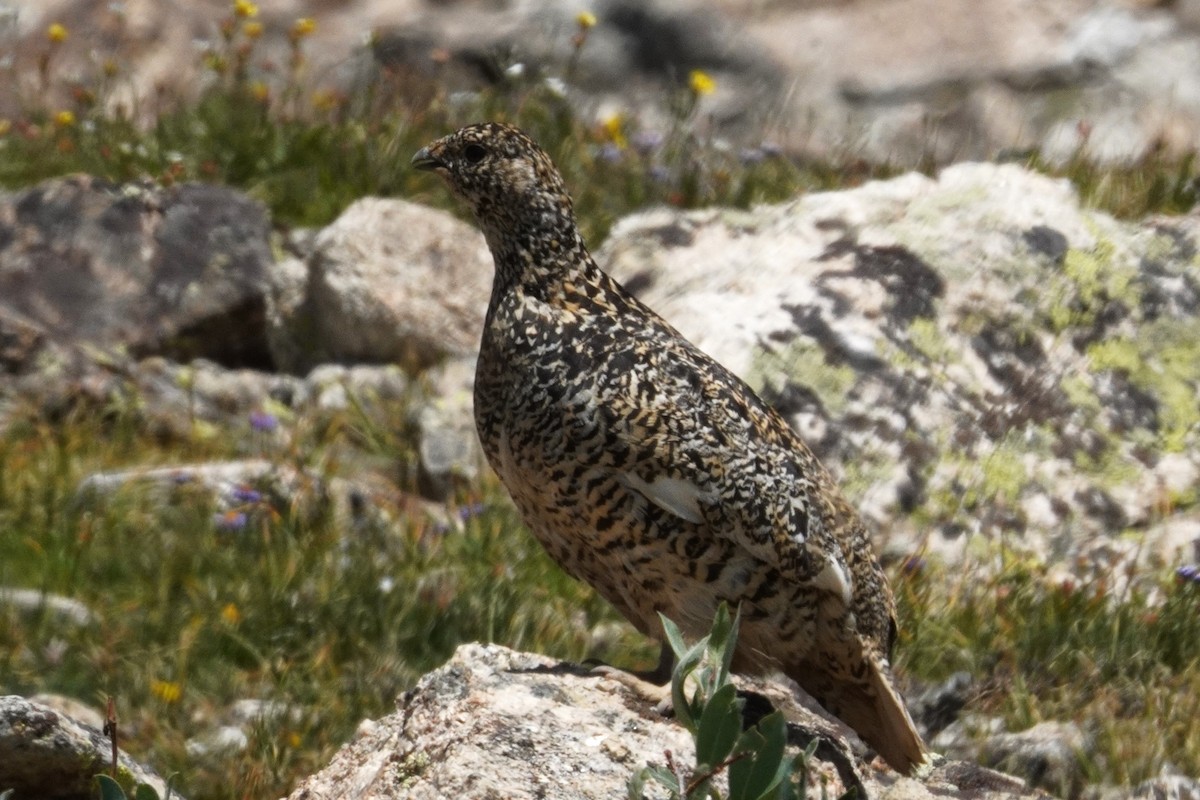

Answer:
[413,123,928,774]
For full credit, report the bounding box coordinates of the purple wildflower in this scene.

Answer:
[230,485,263,504]
[457,502,487,521]
[598,142,623,163]
[1177,565,1200,584]
[214,511,248,531]
[739,147,765,165]
[249,410,278,432]
[632,129,664,154]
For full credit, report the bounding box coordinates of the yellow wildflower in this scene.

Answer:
[249,81,270,102]
[47,23,68,43]
[291,17,317,38]
[221,603,241,625]
[311,88,341,112]
[601,112,626,149]
[288,732,303,748]
[0,119,10,136]
[233,0,258,18]
[151,680,183,704]
[689,69,716,96]
[576,11,597,29]
[53,110,76,128]
[243,20,263,39]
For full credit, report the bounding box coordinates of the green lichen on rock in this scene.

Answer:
[1088,319,1200,453]
[907,316,954,364]
[967,440,1029,510]
[748,338,858,415]
[1044,236,1140,333]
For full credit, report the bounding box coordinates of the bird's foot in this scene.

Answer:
[593,664,674,714]
[590,642,675,714]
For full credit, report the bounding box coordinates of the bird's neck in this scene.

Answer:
[484,218,600,303]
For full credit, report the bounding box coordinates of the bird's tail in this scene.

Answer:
[796,654,928,775]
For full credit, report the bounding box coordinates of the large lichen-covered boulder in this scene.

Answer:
[594,163,1200,582]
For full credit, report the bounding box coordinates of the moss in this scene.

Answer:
[747,339,858,415]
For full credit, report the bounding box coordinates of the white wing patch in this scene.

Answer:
[620,472,706,525]
[811,558,852,606]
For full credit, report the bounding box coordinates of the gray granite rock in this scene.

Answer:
[266,198,491,373]
[0,694,180,800]
[285,643,1048,800]
[0,177,277,372]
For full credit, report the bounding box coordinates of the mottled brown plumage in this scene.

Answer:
[413,123,927,773]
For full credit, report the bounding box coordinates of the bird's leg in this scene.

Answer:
[593,641,675,711]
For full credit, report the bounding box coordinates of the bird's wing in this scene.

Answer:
[594,327,854,606]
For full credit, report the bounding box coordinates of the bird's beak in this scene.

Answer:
[411,146,444,172]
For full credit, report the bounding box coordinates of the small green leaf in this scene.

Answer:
[730,712,788,800]
[716,605,741,687]
[134,783,162,800]
[728,726,764,800]
[672,638,709,733]
[695,682,741,767]
[95,775,129,800]
[627,766,649,800]
[646,764,682,792]
[660,613,689,660]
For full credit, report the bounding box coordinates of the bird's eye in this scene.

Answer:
[463,144,487,164]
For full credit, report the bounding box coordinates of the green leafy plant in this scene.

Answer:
[628,604,839,800]
[94,774,175,800]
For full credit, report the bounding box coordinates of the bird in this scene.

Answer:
[412,122,928,774]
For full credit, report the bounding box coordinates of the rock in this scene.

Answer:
[267,198,491,373]
[412,356,481,501]
[286,643,1046,800]
[0,587,94,626]
[1129,775,1200,800]
[0,176,277,371]
[0,694,181,800]
[186,697,303,759]
[589,162,1200,585]
[304,363,411,413]
[27,694,106,732]
[931,715,1008,763]
[185,725,249,759]
[71,454,435,549]
[979,721,1091,799]
[908,671,973,738]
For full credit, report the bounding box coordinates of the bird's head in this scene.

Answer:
[412,123,576,249]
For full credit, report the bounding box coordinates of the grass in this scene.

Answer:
[896,556,1200,787]
[0,401,649,798]
[1,3,1198,798]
